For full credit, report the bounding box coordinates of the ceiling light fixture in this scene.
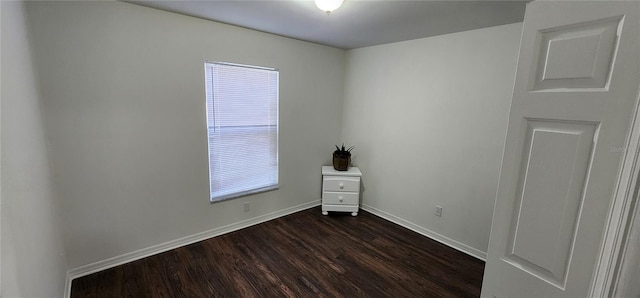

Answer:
[314,0,344,14]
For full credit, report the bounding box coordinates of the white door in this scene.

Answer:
[482,1,640,297]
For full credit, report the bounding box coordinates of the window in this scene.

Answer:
[205,62,279,202]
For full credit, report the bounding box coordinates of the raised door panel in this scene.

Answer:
[531,16,622,91]
[505,120,597,288]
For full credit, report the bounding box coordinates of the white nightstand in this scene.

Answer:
[321,166,362,216]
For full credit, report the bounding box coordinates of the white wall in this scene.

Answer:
[342,23,522,256]
[1,1,69,296]
[24,1,345,269]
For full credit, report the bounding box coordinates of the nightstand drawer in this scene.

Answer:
[323,177,360,192]
[322,192,359,205]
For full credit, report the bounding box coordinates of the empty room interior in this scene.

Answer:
[2,0,640,297]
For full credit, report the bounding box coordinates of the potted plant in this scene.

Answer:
[333,144,354,171]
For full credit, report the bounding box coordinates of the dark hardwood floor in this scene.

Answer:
[71,207,485,297]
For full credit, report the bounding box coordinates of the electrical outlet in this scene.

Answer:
[243,202,250,212]
[435,205,443,217]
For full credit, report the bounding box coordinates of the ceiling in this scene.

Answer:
[128,0,527,50]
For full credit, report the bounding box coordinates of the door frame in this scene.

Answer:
[591,80,640,297]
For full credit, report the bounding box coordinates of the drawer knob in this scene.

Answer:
[339,183,344,189]
[339,196,344,202]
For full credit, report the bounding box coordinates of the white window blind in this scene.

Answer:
[205,62,279,202]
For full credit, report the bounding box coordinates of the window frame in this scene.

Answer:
[204,61,280,203]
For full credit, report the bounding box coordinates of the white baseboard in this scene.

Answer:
[63,272,71,298]
[361,204,487,261]
[64,200,321,297]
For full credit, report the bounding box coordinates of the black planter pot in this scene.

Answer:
[332,154,351,171]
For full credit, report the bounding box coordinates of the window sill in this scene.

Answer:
[210,184,279,203]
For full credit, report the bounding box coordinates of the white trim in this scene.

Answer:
[205,61,278,72]
[612,200,640,296]
[591,80,640,297]
[361,204,487,261]
[63,273,71,298]
[64,200,320,297]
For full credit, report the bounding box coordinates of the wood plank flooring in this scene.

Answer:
[71,207,485,297]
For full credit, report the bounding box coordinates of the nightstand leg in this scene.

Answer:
[351,212,358,216]
[322,211,328,216]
